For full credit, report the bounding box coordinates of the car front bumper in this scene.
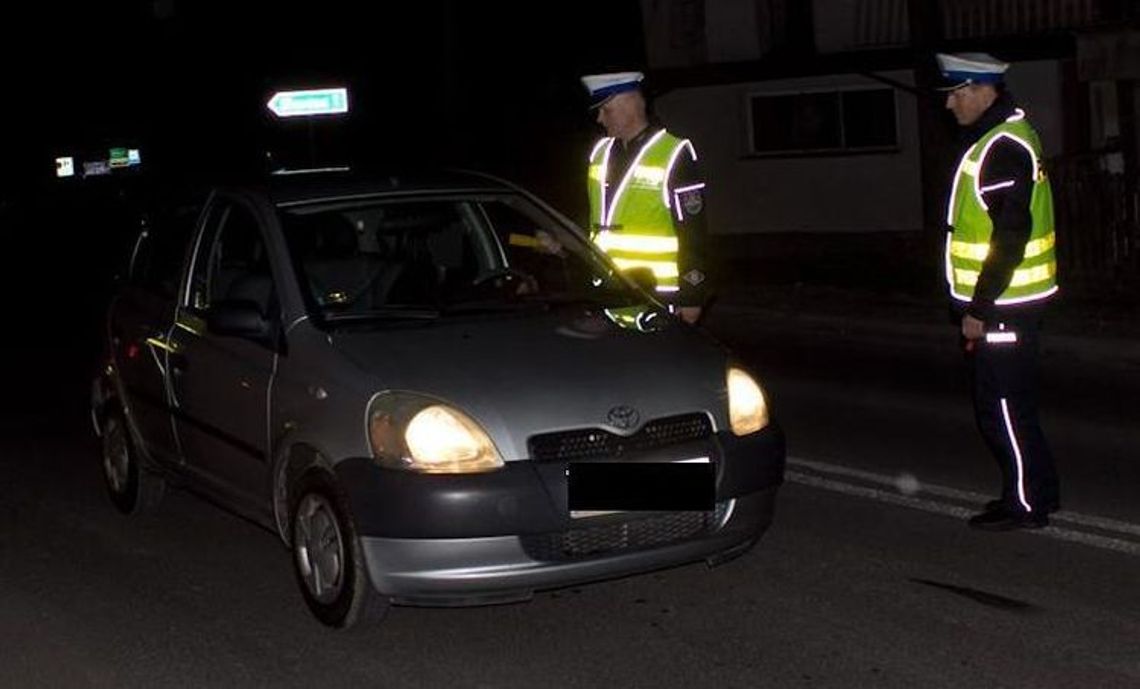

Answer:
[335,425,784,605]
[359,488,776,606]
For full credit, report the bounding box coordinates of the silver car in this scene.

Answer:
[92,170,785,628]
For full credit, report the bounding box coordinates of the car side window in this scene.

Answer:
[128,204,199,300]
[189,201,277,318]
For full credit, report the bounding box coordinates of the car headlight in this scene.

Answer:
[727,366,769,436]
[368,393,504,474]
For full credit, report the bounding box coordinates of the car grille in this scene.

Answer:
[519,502,731,562]
[528,413,712,462]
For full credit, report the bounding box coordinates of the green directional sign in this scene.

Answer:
[267,87,349,118]
[109,147,130,168]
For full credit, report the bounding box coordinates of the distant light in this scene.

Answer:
[267,87,349,118]
[55,157,75,178]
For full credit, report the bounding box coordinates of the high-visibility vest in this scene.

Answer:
[945,109,1058,305]
[587,129,696,294]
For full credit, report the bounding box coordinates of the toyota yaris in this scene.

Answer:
[91,169,784,628]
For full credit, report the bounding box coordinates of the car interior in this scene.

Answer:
[287,202,495,311]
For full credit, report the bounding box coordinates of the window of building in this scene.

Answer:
[748,87,898,155]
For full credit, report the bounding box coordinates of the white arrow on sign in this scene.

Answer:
[267,87,350,118]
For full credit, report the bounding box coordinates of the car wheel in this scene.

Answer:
[101,406,165,514]
[289,469,389,629]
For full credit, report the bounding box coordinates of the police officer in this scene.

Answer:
[938,52,1061,530]
[580,71,710,324]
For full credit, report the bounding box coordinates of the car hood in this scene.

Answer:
[328,305,730,460]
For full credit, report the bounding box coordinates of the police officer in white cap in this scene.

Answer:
[938,52,1061,530]
[580,70,710,324]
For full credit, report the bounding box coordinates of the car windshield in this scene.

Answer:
[279,192,646,321]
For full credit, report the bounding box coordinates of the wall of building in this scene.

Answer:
[655,69,924,234]
[654,60,1064,234]
[1007,60,1065,158]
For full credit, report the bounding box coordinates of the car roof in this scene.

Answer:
[261,167,515,207]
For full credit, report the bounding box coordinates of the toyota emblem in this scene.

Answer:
[606,405,641,432]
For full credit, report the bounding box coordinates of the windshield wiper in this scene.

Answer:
[438,288,647,316]
[441,299,540,315]
[521,291,643,308]
[323,306,441,323]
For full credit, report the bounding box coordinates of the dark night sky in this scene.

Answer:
[4,1,646,211]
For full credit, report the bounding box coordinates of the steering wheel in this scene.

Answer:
[313,263,387,310]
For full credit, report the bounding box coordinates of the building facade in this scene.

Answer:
[641,0,1138,280]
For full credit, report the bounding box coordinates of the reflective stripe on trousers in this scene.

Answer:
[966,317,1060,514]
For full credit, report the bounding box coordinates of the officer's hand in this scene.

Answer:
[535,230,564,256]
[961,314,985,341]
[678,306,702,325]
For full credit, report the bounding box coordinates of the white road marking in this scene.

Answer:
[788,456,1140,538]
[785,461,1140,557]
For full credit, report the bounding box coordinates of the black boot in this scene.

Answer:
[968,508,1049,531]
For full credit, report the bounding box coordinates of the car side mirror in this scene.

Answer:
[622,266,658,295]
[207,300,273,341]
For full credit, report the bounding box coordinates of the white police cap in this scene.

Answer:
[936,52,1009,91]
[581,71,644,108]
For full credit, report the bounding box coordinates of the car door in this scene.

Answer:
[110,205,200,466]
[168,194,279,509]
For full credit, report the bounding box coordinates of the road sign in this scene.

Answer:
[109,147,130,168]
[55,157,75,178]
[83,160,111,177]
[266,87,349,118]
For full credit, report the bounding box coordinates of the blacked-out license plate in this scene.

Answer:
[567,459,715,513]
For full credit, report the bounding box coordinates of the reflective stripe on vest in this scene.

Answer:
[587,130,695,292]
[949,232,1056,261]
[953,262,1056,288]
[945,109,1058,305]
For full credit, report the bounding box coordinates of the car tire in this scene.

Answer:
[101,406,165,515]
[289,468,389,629]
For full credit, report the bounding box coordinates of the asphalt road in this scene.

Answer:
[1,307,1138,689]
